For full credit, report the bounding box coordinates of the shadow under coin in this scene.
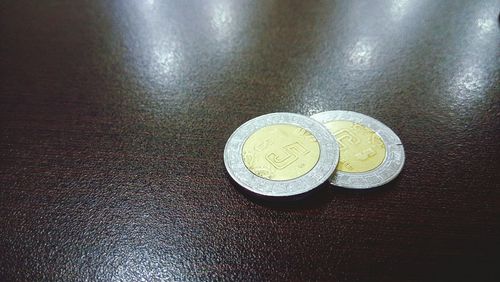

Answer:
[331,174,402,196]
[226,172,335,211]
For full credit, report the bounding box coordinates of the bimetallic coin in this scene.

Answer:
[311,111,405,189]
[224,113,339,198]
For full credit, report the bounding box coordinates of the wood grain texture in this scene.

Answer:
[1,0,499,281]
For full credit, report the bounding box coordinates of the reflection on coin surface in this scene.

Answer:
[311,111,405,189]
[242,124,321,181]
[224,113,339,198]
[324,121,386,173]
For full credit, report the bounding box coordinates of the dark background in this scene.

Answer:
[1,0,499,281]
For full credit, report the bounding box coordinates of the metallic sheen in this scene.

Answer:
[324,120,387,173]
[224,113,339,197]
[242,124,321,181]
[311,111,405,189]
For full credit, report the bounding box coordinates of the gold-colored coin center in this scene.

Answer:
[324,120,386,173]
[242,124,320,181]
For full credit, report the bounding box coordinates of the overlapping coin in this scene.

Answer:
[224,113,339,198]
[311,110,405,189]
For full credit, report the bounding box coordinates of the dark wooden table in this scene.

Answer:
[1,1,499,281]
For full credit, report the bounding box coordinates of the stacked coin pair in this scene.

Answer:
[224,111,405,199]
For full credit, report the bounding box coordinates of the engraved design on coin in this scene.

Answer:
[311,111,405,189]
[242,124,320,181]
[224,113,339,198]
[324,121,386,173]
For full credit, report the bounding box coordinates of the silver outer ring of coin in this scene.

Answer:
[224,112,339,198]
[311,110,405,189]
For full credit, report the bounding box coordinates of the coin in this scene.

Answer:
[224,113,339,198]
[311,111,405,189]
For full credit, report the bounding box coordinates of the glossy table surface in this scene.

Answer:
[1,1,499,281]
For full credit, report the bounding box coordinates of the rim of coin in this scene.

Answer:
[311,110,405,189]
[224,112,339,198]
